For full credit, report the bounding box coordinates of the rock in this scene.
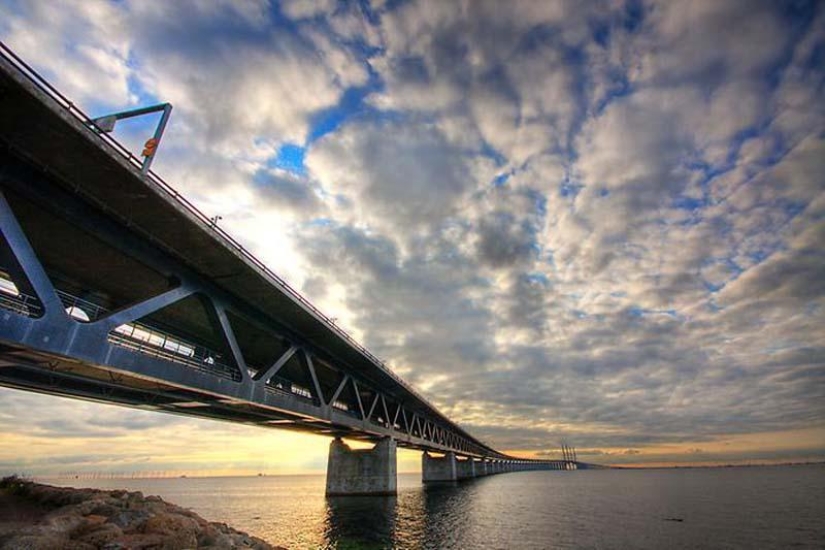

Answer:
[76,523,124,546]
[49,499,107,516]
[142,512,199,533]
[214,522,233,534]
[106,509,153,530]
[84,514,108,526]
[197,522,222,546]
[0,477,284,549]
[0,533,93,550]
[102,533,164,549]
[87,503,120,518]
[140,512,199,548]
[70,514,109,539]
[224,531,278,549]
[41,511,88,535]
[201,532,242,549]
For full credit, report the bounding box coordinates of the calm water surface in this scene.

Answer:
[49,465,825,549]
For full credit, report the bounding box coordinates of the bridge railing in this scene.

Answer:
[0,288,42,318]
[107,322,241,383]
[0,273,42,317]
[56,290,107,322]
[0,41,498,454]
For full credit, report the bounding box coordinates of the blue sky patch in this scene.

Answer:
[560,181,584,198]
[623,0,645,33]
[524,272,550,286]
[493,173,510,187]
[271,143,307,176]
[672,196,705,211]
[308,75,382,142]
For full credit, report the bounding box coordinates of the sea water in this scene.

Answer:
[47,464,825,549]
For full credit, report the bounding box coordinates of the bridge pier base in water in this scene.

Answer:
[456,456,477,480]
[325,437,397,496]
[422,451,457,483]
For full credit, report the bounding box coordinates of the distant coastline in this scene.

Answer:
[608,461,825,470]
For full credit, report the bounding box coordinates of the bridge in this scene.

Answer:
[0,43,591,495]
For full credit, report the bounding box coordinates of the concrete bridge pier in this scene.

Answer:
[325,437,397,496]
[456,456,476,480]
[422,451,457,483]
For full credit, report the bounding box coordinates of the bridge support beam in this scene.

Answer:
[422,451,457,483]
[325,437,397,496]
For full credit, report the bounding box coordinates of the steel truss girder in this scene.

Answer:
[0,164,491,457]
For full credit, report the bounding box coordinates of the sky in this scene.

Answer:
[0,0,823,475]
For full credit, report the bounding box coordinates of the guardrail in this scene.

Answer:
[108,329,241,382]
[56,289,107,321]
[0,41,496,454]
[56,286,241,381]
[0,289,42,318]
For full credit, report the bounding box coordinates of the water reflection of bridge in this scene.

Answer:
[0,43,592,495]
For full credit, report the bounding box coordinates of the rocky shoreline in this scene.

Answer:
[0,476,285,549]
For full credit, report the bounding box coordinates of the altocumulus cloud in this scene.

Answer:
[0,0,823,468]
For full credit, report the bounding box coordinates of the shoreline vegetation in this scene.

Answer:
[0,476,284,549]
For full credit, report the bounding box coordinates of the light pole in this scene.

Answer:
[91,103,173,174]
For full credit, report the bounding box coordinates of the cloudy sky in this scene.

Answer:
[1,0,823,474]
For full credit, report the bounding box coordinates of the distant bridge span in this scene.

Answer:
[0,44,592,493]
